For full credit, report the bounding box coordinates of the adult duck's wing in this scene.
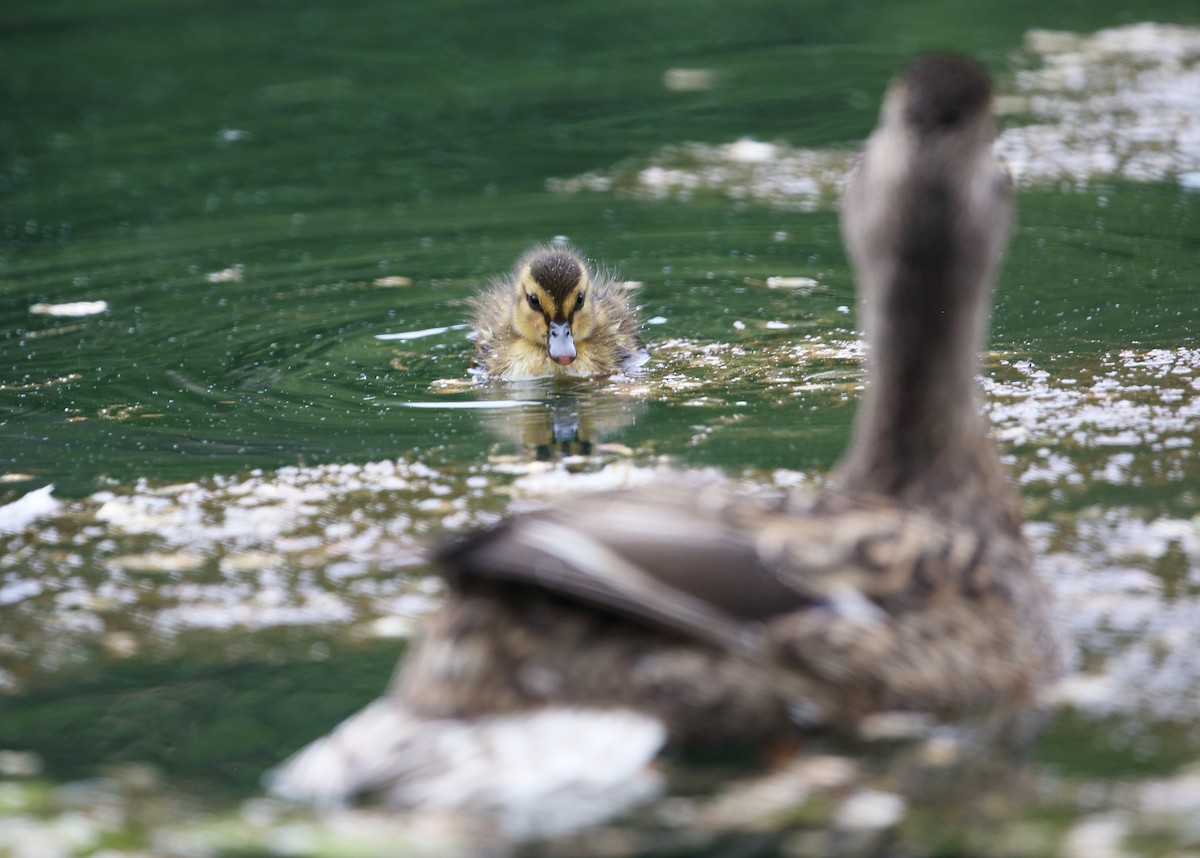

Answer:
[436,483,803,655]
[435,482,993,653]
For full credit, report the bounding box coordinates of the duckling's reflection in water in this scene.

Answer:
[269,54,1062,842]
[544,401,589,458]
[474,380,643,462]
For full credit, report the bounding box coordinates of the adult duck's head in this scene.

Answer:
[510,248,595,366]
[841,53,1012,364]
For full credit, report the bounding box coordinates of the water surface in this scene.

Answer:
[2,1,1200,855]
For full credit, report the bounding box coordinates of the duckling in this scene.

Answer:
[470,244,649,379]
[269,55,1062,824]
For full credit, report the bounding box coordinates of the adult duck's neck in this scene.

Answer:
[829,55,1020,523]
[832,251,1006,515]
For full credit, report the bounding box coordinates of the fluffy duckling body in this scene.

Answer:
[471,245,648,379]
[270,56,1062,824]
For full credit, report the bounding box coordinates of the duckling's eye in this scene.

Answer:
[574,293,585,311]
[526,293,541,312]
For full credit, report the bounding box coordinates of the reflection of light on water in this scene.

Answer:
[375,324,470,341]
[386,399,539,409]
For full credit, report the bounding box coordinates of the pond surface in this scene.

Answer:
[2,1,1200,856]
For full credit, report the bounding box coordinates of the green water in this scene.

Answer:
[3,1,1200,855]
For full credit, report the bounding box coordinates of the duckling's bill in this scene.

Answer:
[547,319,576,365]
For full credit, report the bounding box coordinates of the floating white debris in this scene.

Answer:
[28,301,108,317]
[551,140,849,210]
[375,324,470,341]
[205,264,244,283]
[368,615,416,639]
[0,750,42,777]
[550,23,1200,207]
[0,458,480,651]
[765,321,790,330]
[3,336,1199,746]
[699,755,858,829]
[372,276,414,287]
[428,378,478,392]
[108,552,207,573]
[545,171,617,194]
[1048,673,1121,709]
[724,138,777,164]
[833,789,907,830]
[997,23,1200,188]
[1137,767,1200,817]
[0,484,61,535]
[509,461,663,500]
[103,631,140,659]
[1062,813,1130,858]
[857,711,936,741]
[647,316,668,325]
[663,67,717,92]
[765,276,820,291]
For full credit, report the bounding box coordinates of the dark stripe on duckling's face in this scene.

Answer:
[522,252,589,366]
[528,251,584,304]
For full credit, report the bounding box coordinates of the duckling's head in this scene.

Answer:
[510,248,594,366]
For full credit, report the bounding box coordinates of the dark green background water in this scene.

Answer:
[5,0,1198,496]
[2,1,1200,855]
